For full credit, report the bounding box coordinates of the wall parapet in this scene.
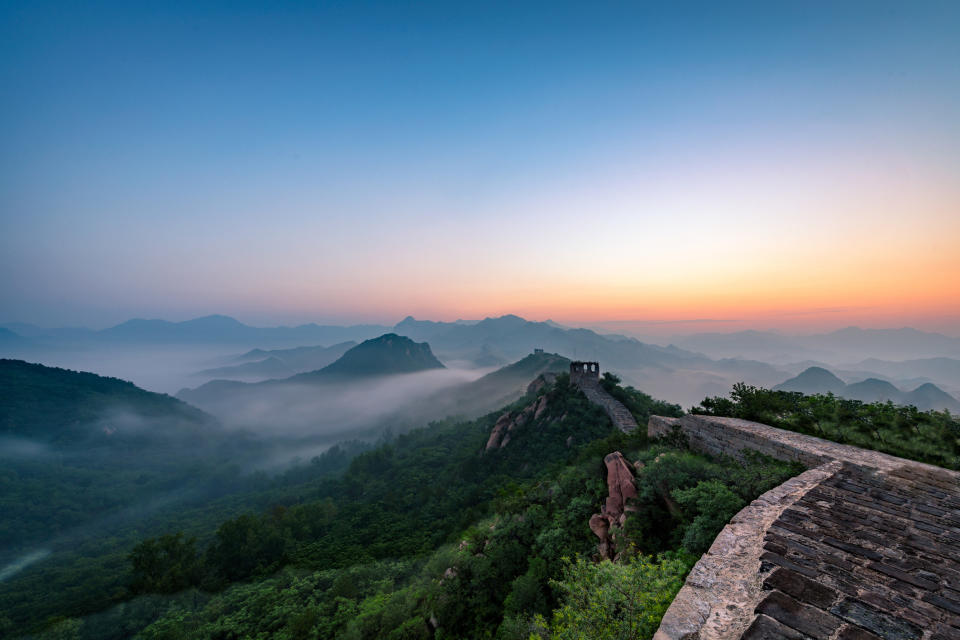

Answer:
[648,413,953,476]
[649,413,960,640]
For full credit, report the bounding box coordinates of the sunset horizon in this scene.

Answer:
[3,2,958,336]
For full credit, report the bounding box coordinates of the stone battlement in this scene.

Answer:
[569,360,599,386]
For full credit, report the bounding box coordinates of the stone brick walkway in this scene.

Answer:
[649,414,960,640]
[575,378,638,433]
[745,462,960,640]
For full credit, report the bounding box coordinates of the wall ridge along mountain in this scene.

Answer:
[649,414,960,640]
[569,361,638,433]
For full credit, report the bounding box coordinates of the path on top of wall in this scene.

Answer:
[575,378,638,433]
[650,414,960,640]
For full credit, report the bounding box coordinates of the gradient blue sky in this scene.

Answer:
[2,1,959,333]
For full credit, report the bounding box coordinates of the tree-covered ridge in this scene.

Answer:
[694,382,960,470]
[21,375,806,640]
[0,359,215,443]
[0,360,369,631]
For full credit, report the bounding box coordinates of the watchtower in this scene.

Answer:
[570,361,600,386]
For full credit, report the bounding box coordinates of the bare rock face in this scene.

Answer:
[526,372,558,396]
[590,513,612,560]
[534,394,549,419]
[485,412,514,450]
[590,451,639,560]
[485,398,542,450]
[604,451,638,520]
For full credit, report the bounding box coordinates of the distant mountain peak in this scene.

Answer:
[774,366,959,412]
[774,366,846,394]
[314,333,445,377]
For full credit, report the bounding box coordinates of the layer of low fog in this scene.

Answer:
[1,344,240,394]
[190,367,494,439]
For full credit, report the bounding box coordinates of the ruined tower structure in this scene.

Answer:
[569,361,600,386]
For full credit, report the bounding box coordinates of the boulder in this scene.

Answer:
[604,451,639,519]
[589,451,639,560]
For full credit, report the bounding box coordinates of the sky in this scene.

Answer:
[2,1,959,335]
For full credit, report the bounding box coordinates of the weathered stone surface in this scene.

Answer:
[754,590,842,639]
[589,451,638,560]
[588,513,609,539]
[484,412,513,450]
[835,625,881,640]
[648,414,955,477]
[741,613,811,639]
[604,451,638,519]
[763,568,838,609]
[830,599,921,640]
[485,399,541,450]
[533,394,549,420]
[650,413,960,640]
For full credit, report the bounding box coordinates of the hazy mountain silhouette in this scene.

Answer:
[908,383,960,413]
[294,334,444,378]
[0,328,27,347]
[774,366,960,412]
[674,327,960,363]
[395,314,717,370]
[178,334,446,411]
[774,366,847,395]
[843,378,903,404]
[0,315,390,349]
[843,357,960,393]
[196,342,358,380]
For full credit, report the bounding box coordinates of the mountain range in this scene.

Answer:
[0,315,390,349]
[773,366,960,413]
[673,327,960,363]
[6,314,960,409]
[196,342,359,380]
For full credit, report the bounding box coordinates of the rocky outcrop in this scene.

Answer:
[485,412,515,450]
[590,451,639,559]
[485,394,549,450]
[526,372,558,396]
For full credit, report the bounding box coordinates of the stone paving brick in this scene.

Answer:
[740,613,811,639]
[755,590,843,639]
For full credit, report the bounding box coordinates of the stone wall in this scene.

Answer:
[572,364,637,433]
[647,414,945,475]
[649,414,960,640]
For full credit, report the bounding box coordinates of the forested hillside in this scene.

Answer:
[0,361,369,633]
[12,372,808,640]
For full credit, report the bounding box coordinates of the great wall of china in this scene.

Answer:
[569,361,639,433]
[574,363,960,640]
